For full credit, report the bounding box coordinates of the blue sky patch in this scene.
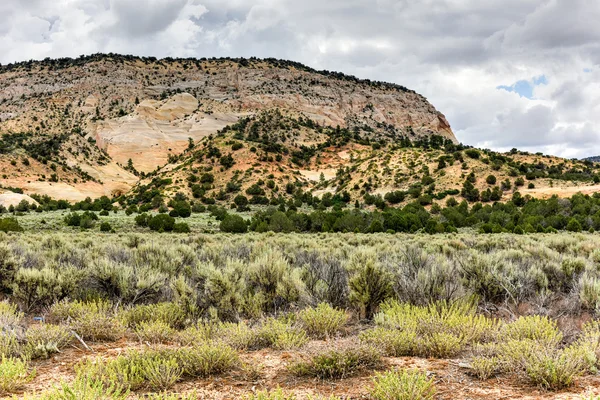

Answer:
[497,75,548,99]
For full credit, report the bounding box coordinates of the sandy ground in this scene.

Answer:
[7,337,600,400]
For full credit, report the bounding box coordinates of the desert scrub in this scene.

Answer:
[0,356,35,395]
[0,301,24,357]
[501,315,562,346]
[370,369,436,400]
[0,300,23,327]
[77,353,146,391]
[469,318,596,389]
[244,389,296,400]
[522,348,588,390]
[134,320,176,344]
[23,377,129,400]
[373,299,498,358]
[143,393,199,400]
[50,300,125,341]
[139,354,182,391]
[176,323,219,346]
[257,318,308,350]
[298,303,348,339]
[24,323,72,359]
[120,302,187,330]
[77,344,237,392]
[175,343,238,377]
[218,321,260,349]
[244,389,341,400]
[289,345,382,379]
[348,251,392,320]
[470,356,501,380]
[359,327,417,357]
[246,247,307,315]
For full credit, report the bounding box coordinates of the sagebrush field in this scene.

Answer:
[2,231,600,399]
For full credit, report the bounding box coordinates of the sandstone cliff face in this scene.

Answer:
[0,55,455,199]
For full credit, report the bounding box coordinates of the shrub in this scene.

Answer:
[244,388,295,400]
[0,356,35,395]
[257,318,309,350]
[217,322,258,350]
[134,320,175,344]
[359,327,417,357]
[289,345,382,379]
[76,352,146,391]
[421,332,464,358]
[298,303,348,339]
[246,249,306,314]
[0,218,23,232]
[29,377,128,400]
[370,369,436,400]
[486,175,497,185]
[175,343,238,377]
[471,356,500,380]
[244,390,340,400]
[522,351,583,390]
[176,323,219,346]
[11,267,79,312]
[0,333,21,359]
[465,149,480,159]
[100,222,112,232]
[374,299,497,358]
[0,300,23,327]
[349,256,392,320]
[25,323,72,359]
[173,222,191,233]
[140,354,182,391]
[120,302,186,330]
[501,316,562,346]
[220,214,247,233]
[50,300,125,341]
[148,214,175,232]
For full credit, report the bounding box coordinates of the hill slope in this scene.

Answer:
[1,54,599,210]
[0,54,453,202]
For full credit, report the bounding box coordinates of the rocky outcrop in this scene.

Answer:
[0,55,456,198]
[0,193,39,209]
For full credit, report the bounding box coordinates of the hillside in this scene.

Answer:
[1,54,600,210]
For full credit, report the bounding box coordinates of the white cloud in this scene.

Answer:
[2,0,600,157]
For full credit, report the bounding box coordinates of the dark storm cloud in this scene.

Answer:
[2,0,600,157]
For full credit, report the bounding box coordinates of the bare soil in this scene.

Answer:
[8,338,600,399]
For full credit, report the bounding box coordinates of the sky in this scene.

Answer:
[1,0,599,158]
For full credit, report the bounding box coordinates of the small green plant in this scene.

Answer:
[134,320,175,344]
[523,350,586,390]
[27,377,129,400]
[501,316,562,346]
[175,343,239,377]
[359,327,417,357]
[289,345,382,379]
[120,302,186,330]
[244,388,296,400]
[50,300,125,341]
[140,354,182,391]
[25,323,72,359]
[0,356,35,395]
[298,303,348,339]
[470,356,500,380]
[257,318,308,350]
[370,369,436,400]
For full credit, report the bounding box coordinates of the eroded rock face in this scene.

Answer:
[93,94,244,172]
[0,56,456,198]
[0,192,39,208]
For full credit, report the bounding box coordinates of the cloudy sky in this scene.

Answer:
[1,0,599,158]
